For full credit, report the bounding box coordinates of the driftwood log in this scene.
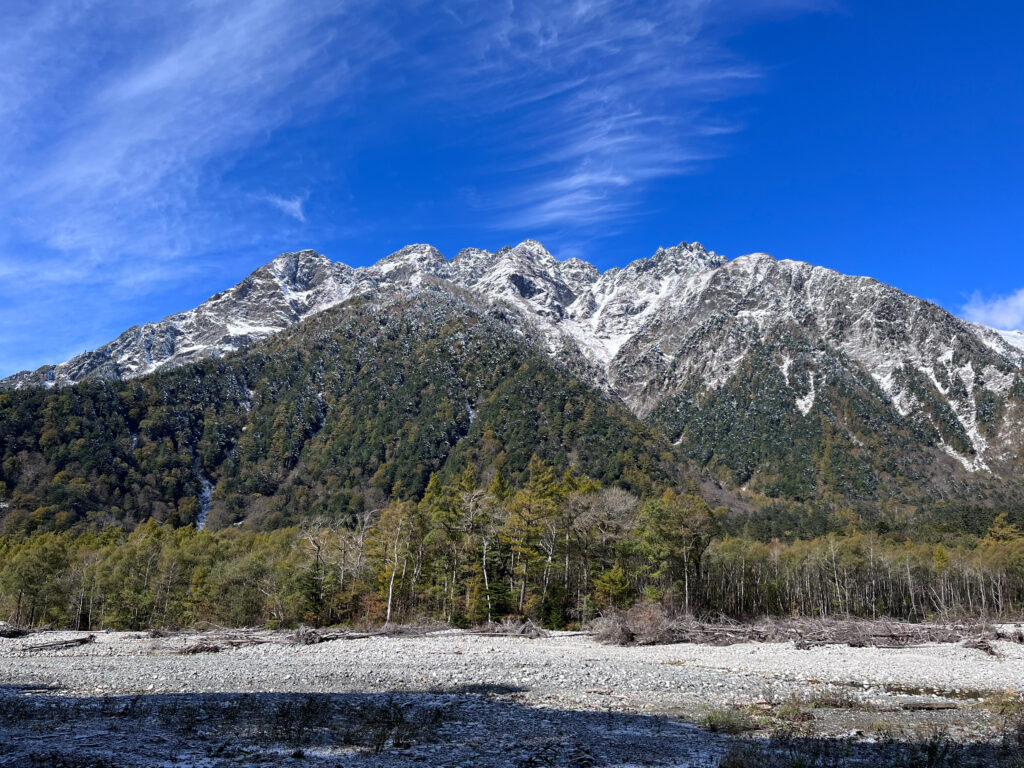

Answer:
[901,701,958,711]
[167,623,448,654]
[21,635,95,652]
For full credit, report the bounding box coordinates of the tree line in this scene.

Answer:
[3,457,1024,630]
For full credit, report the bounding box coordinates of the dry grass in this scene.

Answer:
[697,706,759,735]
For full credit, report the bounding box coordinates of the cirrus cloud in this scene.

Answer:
[0,0,831,376]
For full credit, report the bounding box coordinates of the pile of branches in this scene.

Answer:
[293,622,448,646]
[166,628,283,655]
[591,605,1015,649]
[0,623,33,639]
[468,618,549,639]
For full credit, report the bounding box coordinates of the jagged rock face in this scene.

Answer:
[1,250,355,388]
[622,255,1024,482]
[609,254,1021,416]
[5,238,1023,478]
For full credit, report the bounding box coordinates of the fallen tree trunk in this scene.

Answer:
[901,701,958,711]
[21,635,95,652]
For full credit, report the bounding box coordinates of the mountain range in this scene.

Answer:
[2,240,1023,532]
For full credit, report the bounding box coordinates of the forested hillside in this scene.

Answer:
[0,290,675,534]
[650,341,993,502]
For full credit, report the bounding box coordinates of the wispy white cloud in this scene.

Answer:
[0,0,828,374]
[2,1,383,272]
[415,0,811,230]
[263,194,308,223]
[963,288,1024,331]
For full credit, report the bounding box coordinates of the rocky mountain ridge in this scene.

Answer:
[4,239,1023,477]
[0,240,734,388]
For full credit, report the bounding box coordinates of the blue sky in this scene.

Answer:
[1,0,1022,376]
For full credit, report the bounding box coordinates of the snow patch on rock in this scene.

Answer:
[796,375,816,416]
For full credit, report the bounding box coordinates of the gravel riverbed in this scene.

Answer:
[2,629,1023,766]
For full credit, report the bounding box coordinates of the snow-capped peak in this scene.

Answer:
[6,238,1023,476]
[642,241,727,276]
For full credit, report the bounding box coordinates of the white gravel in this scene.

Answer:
[1,629,1021,766]
[4,630,1022,702]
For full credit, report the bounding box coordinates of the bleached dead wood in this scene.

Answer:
[21,634,95,652]
[593,613,1007,649]
[468,619,549,639]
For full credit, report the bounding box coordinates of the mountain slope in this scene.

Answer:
[0,288,676,533]
[3,238,1023,515]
